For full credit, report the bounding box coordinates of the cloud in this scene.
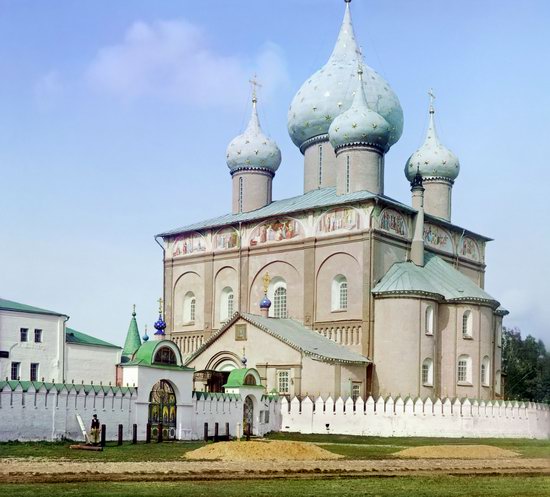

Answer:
[34,70,63,110]
[85,19,288,108]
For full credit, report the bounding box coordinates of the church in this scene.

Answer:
[156,1,507,402]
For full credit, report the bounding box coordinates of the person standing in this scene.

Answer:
[90,414,100,445]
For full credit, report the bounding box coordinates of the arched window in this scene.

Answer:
[154,346,177,365]
[219,286,235,323]
[422,358,434,386]
[425,305,434,335]
[183,291,196,323]
[457,354,472,384]
[268,278,288,318]
[462,310,473,338]
[331,275,348,311]
[481,356,490,386]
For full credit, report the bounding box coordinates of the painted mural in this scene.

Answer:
[378,209,407,237]
[424,224,453,253]
[249,218,303,246]
[460,237,480,262]
[214,227,240,251]
[318,207,360,234]
[172,232,207,257]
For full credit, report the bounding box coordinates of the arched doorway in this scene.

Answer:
[149,380,177,440]
[243,395,254,436]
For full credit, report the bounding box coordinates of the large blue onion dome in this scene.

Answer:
[226,93,281,175]
[259,295,272,310]
[287,0,403,153]
[405,95,460,182]
[328,66,391,152]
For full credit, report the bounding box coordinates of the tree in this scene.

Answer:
[502,327,550,403]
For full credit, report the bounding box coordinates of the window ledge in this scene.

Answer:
[331,309,347,314]
[462,335,474,340]
[422,383,433,387]
[457,381,473,387]
[182,321,196,327]
[425,332,434,337]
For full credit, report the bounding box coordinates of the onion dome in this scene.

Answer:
[328,65,391,152]
[259,295,272,310]
[153,298,166,336]
[142,324,149,342]
[405,93,460,182]
[287,0,403,153]
[226,90,281,175]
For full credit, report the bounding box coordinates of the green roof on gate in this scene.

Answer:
[122,340,193,371]
[0,298,67,317]
[223,368,264,388]
[372,252,500,307]
[66,328,121,349]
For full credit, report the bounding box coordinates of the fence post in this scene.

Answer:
[132,424,137,444]
[117,424,123,446]
[157,423,163,443]
[214,422,219,443]
[146,423,151,443]
[225,422,230,440]
[100,424,106,447]
[203,422,208,442]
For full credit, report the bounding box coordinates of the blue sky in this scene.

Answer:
[0,0,549,346]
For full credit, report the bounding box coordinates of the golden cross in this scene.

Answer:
[157,297,163,314]
[428,88,436,114]
[262,272,271,294]
[249,74,262,103]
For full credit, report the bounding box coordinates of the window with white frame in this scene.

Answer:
[277,370,290,394]
[457,354,472,384]
[481,356,490,386]
[425,306,434,335]
[30,363,39,382]
[422,358,434,386]
[219,286,235,323]
[20,328,28,342]
[268,277,288,318]
[331,274,348,311]
[183,291,196,323]
[11,362,20,381]
[462,310,473,338]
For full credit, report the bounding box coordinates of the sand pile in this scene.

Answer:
[395,444,519,459]
[185,440,343,461]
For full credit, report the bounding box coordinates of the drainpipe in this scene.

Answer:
[154,235,166,323]
[62,314,70,383]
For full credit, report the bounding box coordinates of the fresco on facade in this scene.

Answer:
[378,209,407,237]
[460,237,480,262]
[172,232,207,257]
[249,218,303,246]
[424,224,453,253]
[214,227,240,250]
[318,207,360,234]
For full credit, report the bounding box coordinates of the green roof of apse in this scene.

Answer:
[0,298,67,317]
[65,328,121,349]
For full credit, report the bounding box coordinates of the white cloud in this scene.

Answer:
[34,70,63,110]
[85,19,288,107]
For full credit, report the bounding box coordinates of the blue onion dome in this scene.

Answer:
[328,66,391,152]
[226,93,281,175]
[259,295,272,309]
[153,313,166,336]
[287,0,403,153]
[142,325,149,342]
[405,96,460,182]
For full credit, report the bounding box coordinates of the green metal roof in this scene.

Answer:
[372,252,500,306]
[123,340,193,370]
[193,391,240,401]
[223,368,263,388]
[0,380,136,395]
[157,187,413,237]
[0,298,67,317]
[187,312,370,365]
[66,328,121,349]
[122,311,141,360]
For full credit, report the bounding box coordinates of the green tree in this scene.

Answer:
[502,327,549,403]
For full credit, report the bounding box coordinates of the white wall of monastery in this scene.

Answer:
[65,343,121,385]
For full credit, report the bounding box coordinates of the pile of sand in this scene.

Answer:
[184,440,343,461]
[395,444,519,459]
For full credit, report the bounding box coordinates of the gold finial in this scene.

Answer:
[249,74,262,105]
[428,88,436,114]
[262,272,271,294]
[157,297,163,314]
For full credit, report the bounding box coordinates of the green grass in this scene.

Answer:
[1,477,549,497]
[267,432,550,459]
[0,440,205,462]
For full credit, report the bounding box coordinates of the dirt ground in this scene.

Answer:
[395,444,519,459]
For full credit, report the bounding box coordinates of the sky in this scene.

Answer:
[0,0,549,346]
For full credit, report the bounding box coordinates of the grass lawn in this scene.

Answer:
[1,476,549,497]
[267,432,550,459]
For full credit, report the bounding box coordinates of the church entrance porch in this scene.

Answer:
[148,380,177,440]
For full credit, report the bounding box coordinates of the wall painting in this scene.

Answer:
[172,232,207,257]
[250,218,303,246]
[424,224,453,253]
[378,209,407,237]
[214,227,240,251]
[318,207,360,234]
[460,237,480,262]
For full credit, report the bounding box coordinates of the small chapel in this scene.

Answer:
[154,0,507,401]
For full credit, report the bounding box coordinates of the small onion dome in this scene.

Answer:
[328,66,391,153]
[142,325,149,342]
[287,0,403,152]
[226,95,281,175]
[259,295,272,310]
[153,313,166,336]
[405,98,460,182]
